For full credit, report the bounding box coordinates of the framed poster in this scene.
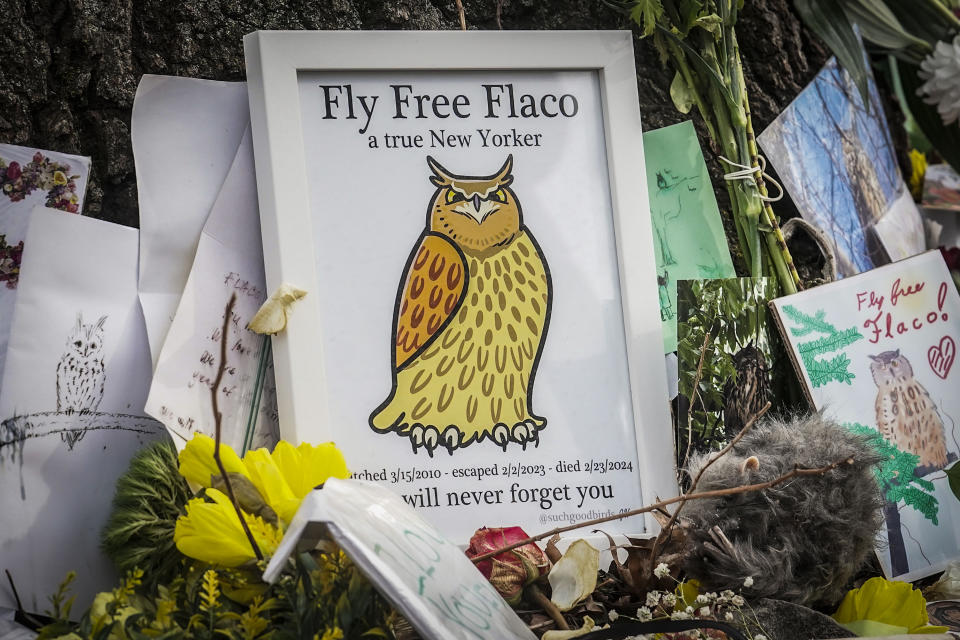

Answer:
[244,30,674,542]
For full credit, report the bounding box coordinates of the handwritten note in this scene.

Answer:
[771,250,960,582]
[146,129,278,452]
[263,479,536,640]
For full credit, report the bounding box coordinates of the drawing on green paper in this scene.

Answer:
[643,121,735,353]
[781,304,864,387]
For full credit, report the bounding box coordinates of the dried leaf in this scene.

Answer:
[549,540,600,612]
[545,534,563,564]
[248,283,307,335]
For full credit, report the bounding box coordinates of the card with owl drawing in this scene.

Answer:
[0,207,165,613]
[770,250,960,581]
[245,31,675,544]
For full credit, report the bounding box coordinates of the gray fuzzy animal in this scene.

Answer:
[681,412,883,607]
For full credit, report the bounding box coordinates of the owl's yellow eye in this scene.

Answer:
[445,189,465,204]
[490,188,507,203]
[892,361,899,367]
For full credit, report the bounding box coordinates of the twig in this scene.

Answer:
[682,331,711,472]
[470,449,848,564]
[647,401,770,581]
[212,294,263,562]
[454,0,466,30]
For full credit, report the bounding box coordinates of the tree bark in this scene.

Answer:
[1,0,831,235]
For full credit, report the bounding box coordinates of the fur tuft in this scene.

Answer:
[681,412,884,607]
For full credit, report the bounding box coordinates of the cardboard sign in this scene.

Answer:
[263,478,536,640]
[770,251,960,581]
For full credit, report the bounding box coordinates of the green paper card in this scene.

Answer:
[643,121,735,353]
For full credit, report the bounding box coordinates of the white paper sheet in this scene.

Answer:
[0,144,90,388]
[264,479,537,640]
[0,208,165,613]
[132,75,249,365]
[146,129,279,452]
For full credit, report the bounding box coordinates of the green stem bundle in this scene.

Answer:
[629,0,800,294]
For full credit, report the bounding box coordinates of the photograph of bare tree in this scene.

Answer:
[759,57,924,278]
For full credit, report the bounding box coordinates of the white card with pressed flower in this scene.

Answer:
[145,128,280,453]
[264,478,537,640]
[0,143,91,388]
[0,207,165,613]
[769,250,960,582]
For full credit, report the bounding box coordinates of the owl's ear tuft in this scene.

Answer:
[494,154,514,187]
[893,349,900,358]
[868,354,880,362]
[75,312,83,332]
[95,315,107,331]
[427,156,453,187]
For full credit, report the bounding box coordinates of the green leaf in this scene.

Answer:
[844,0,930,55]
[630,0,665,37]
[793,0,871,106]
[694,13,723,36]
[948,460,960,503]
[670,71,695,113]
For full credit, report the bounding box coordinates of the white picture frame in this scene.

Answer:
[244,30,675,541]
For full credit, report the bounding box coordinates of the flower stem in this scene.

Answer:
[526,583,569,631]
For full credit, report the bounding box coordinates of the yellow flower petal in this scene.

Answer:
[280,441,350,497]
[179,433,249,489]
[832,577,948,635]
[53,171,67,186]
[174,489,281,567]
[243,447,300,523]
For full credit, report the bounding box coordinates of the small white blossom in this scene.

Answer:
[645,591,661,607]
[743,576,754,588]
[754,635,769,640]
[698,606,711,617]
[608,610,619,622]
[654,562,671,579]
[661,593,676,608]
[685,606,694,614]
[637,606,652,621]
[725,612,735,621]
[695,594,710,605]
[918,35,960,126]
[670,610,691,620]
[721,590,736,599]
[731,595,745,607]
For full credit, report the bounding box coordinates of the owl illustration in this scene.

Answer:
[56,313,107,446]
[369,155,551,455]
[869,349,950,476]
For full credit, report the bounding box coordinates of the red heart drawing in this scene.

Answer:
[928,336,956,380]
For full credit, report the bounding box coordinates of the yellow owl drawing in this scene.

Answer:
[370,155,551,456]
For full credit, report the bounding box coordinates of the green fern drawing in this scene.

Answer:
[782,304,864,388]
[845,422,939,524]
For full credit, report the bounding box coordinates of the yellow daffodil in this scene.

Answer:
[245,440,350,522]
[53,170,67,186]
[178,433,350,525]
[179,433,249,490]
[174,489,282,567]
[832,576,947,635]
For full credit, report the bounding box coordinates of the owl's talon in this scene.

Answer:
[441,426,461,454]
[422,426,439,456]
[409,424,425,453]
[511,423,530,449]
[492,424,510,450]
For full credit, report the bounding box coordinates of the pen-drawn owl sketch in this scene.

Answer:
[869,349,950,476]
[370,155,551,455]
[56,313,107,447]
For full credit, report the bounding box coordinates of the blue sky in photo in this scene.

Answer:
[760,58,902,276]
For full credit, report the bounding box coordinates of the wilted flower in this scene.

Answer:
[918,35,960,126]
[465,527,549,606]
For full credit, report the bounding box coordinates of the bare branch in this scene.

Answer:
[470,445,848,565]
[212,293,263,562]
